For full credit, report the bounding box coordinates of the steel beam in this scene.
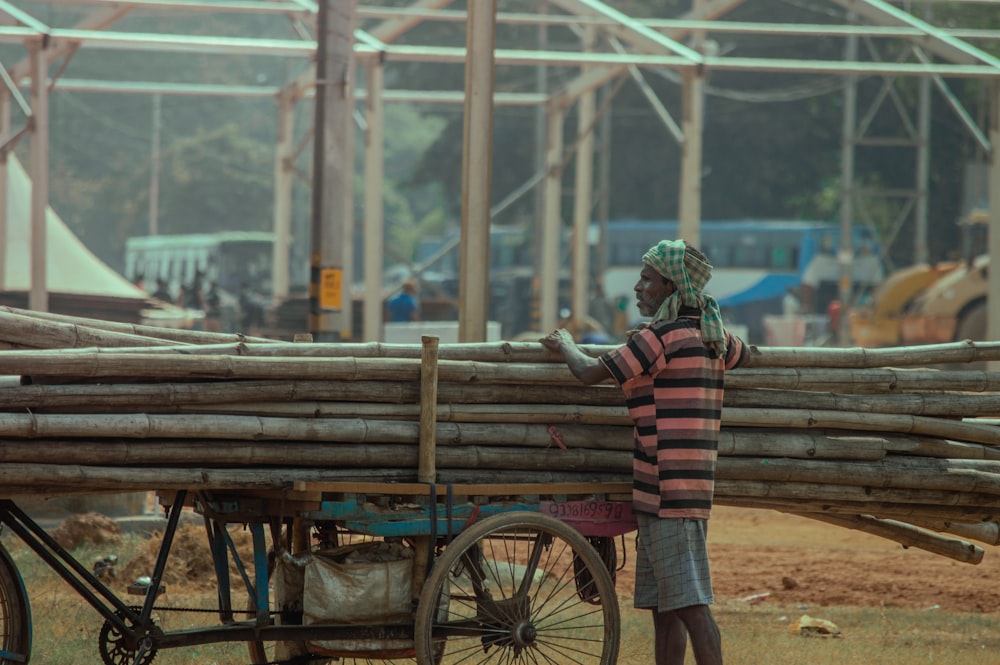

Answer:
[831,0,1000,67]
[362,57,384,342]
[0,91,7,291]
[457,0,495,343]
[547,0,702,64]
[570,24,596,333]
[0,1,49,32]
[678,69,705,249]
[33,0,308,11]
[272,89,295,301]
[28,41,47,312]
[988,82,1000,368]
[540,106,564,337]
[354,5,1000,44]
[7,7,135,86]
[0,26,995,79]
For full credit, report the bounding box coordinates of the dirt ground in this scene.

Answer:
[56,505,1000,615]
[612,506,1000,613]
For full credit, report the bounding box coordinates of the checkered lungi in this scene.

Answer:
[633,512,714,612]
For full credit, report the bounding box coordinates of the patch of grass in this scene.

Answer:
[620,601,1000,664]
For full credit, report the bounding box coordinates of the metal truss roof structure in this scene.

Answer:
[0,0,997,343]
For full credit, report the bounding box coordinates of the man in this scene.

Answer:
[541,239,748,665]
[386,279,420,322]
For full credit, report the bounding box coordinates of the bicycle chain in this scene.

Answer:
[139,606,323,665]
[145,604,265,615]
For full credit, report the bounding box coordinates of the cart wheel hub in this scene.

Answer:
[512,621,537,647]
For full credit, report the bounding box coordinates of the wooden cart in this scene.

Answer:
[0,479,636,664]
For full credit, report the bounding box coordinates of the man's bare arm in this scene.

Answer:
[540,329,612,385]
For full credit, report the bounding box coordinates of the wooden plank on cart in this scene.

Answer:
[293,480,632,497]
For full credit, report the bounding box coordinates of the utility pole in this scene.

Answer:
[309,0,356,341]
[149,93,161,236]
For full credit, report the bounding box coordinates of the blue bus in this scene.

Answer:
[597,219,883,343]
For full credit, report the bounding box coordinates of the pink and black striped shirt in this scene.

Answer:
[600,312,748,520]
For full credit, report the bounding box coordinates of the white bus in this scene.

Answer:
[125,231,274,330]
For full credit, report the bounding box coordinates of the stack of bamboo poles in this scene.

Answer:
[4,305,1000,564]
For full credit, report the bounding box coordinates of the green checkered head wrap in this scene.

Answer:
[641,239,727,358]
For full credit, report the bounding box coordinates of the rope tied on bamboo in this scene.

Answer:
[548,425,568,450]
[26,408,37,436]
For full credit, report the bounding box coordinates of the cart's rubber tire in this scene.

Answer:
[414,511,620,665]
[0,541,29,665]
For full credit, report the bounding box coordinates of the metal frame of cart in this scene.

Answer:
[0,479,637,665]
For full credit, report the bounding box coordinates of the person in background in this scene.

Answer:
[203,281,223,333]
[541,239,748,665]
[239,281,267,336]
[178,270,207,331]
[386,279,420,323]
[151,278,173,303]
[783,286,801,316]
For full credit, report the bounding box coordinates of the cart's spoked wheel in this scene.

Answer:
[414,512,620,665]
[0,541,31,664]
[98,608,157,665]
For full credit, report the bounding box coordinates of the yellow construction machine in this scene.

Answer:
[848,261,959,347]
[899,254,988,346]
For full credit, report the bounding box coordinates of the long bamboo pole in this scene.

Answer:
[0,306,275,345]
[903,516,1000,546]
[0,413,632,448]
[788,512,984,564]
[0,379,619,409]
[0,309,182,349]
[10,347,1000,395]
[0,351,582,384]
[726,387,1000,417]
[719,456,1000,495]
[13,305,1000,368]
[716,497,1000,525]
[714,480,1000,509]
[722,408,1000,446]
[727,367,1000,393]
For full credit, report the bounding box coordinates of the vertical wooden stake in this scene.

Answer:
[413,335,439,600]
[418,335,440,483]
[292,331,313,554]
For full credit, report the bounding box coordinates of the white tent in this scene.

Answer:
[1,154,145,299]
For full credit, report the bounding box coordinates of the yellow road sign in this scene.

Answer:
[319,268,342,310]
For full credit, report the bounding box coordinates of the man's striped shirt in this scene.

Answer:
[601,313,748,519]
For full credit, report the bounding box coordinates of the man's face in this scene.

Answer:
[634,264,674,317]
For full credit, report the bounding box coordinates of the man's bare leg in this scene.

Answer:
[652,610,688,665]
[673,604,723,665]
